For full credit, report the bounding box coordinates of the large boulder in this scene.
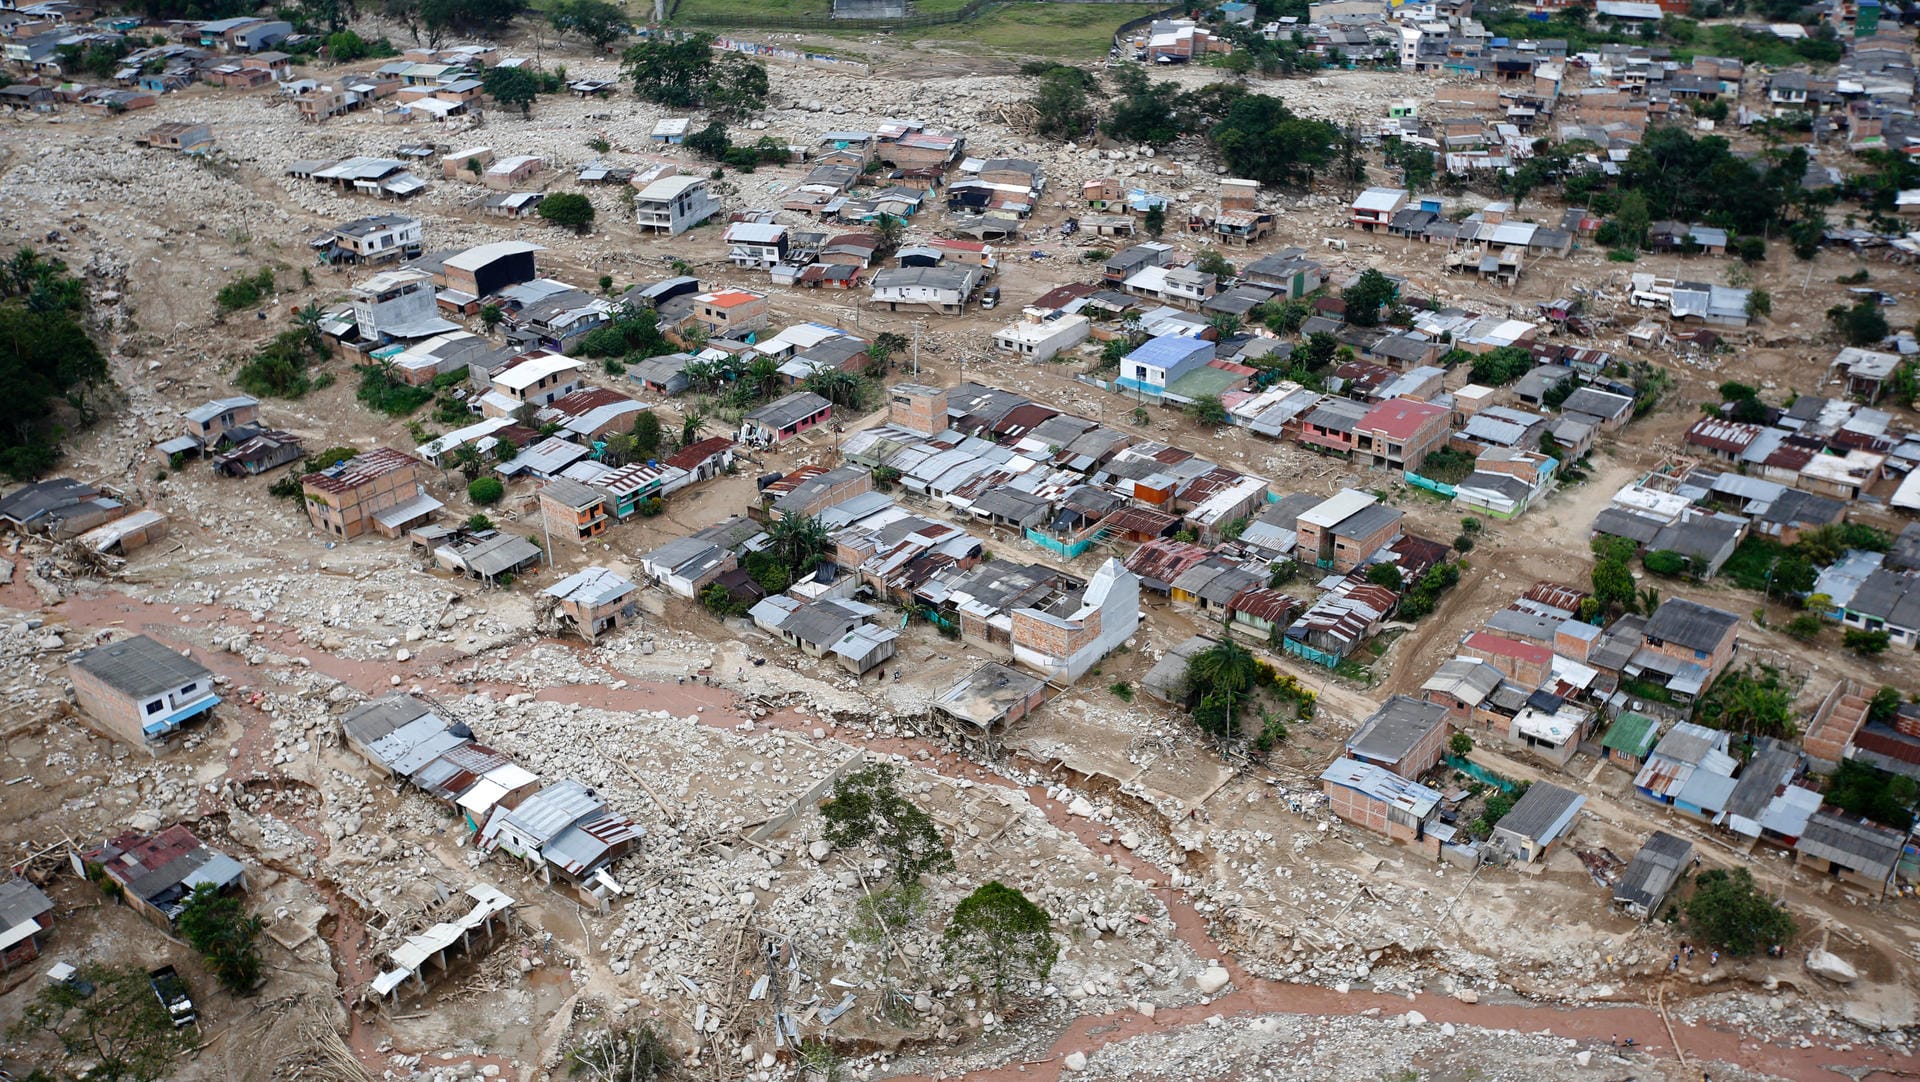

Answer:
[1805,949,1858,984]
[1195,966,1231,995]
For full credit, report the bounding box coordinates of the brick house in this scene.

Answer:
[300,447,437,540]
[1320,757,1442,857]
[1347,695,1451,779]
[1354,397,1452,472]
[542,567,638,643]
[68,634,218,754]
[538,478,611,544]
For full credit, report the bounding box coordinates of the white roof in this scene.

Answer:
[652,117,690,136]
[444,240,543,272]
[492,353,582,392]
[1300,489,1377,528]
[1892,467,1920,511]
[725,221,787,244]
[1353,187,1407,212]
[637,174,705,201]
[418,416,515,459]
[487,154,542,174]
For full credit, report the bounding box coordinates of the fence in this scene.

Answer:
[1443,754,1517,792]
[1402,470,1457,499]
[1025,526,1097,560]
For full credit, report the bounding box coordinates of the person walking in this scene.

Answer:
[1710,950,1720,967]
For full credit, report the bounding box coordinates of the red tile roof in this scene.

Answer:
[302,447,422,494]
[664,436,735,470]
[1462,631,1553,667]
[1359,397,1449,441]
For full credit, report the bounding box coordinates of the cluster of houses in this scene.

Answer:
[342,692,643,910]
[0,9,294,111]
[1312,578,1913,903]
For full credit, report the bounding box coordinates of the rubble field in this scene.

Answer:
[1,20,1918,1082]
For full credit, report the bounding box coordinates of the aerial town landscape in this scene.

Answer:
[0,0,1918,1079]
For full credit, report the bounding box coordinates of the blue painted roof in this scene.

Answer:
[1126,334,1211,367]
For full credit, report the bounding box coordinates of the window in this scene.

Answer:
[178,682,197,695]
[146,700,164,715]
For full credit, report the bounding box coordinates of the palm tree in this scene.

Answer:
[1186,638,1259,700]
[744,355,782,400]
[293,301,325,349]
[679,408,707,448]
[767,513,831,577]
[805,369,863,409]
[450,444,485,481]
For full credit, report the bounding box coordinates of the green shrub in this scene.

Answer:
[215,268,275,312]
[467,476,504,505]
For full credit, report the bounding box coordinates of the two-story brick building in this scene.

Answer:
[300,447,437,540]
[1354,397,1452,472]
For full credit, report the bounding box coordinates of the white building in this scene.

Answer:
[723,221,787,268]
[635,175,719,236]
[350,267,457,340]
[992,309,1090,362]
[484,351,585,414]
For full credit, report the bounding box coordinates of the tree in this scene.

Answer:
[1827,298,1889,346]
[679,408,706,447]
[538,192,596,233]
[480,303,503,332]
[1684,868,1795,957]
[632,411,662,457]
[177,883,264,994]
[1697,665,1797,739]
[1449,732,1473,757]
[1746,289,1772,321]
[819,763,954,886]
[0,248,110,479]
[1468,346,1535,386]
[1186,394,1229,428]
[1102,65,1181,146]
[1029,63,1094,140]
[548,0,627,49]
[942,881,1057,1006]
[805,369,864,410]
[1342,268,1396,327]
[481,64,539,117]
[622,34,713,107]
[1365,563,1403,590]
[1844,628,1891,655]
[621,34,765,118]
[468,476,504,505]
[1183,638,1261,744]
[1643,549,1690,577]
[417,0,525,35]
[705,52,769,121]
[566,1021,677,1082]
[1590,536,1639,615]
[1612,189,1651,252]
[766,513,830,578]
[1826,758,1918,831]
[1196,248,1235,279]
[871,213,907,255]
[1141,204,1166,237]
[1209,93,1338,187]
[686,121,730,161]
[9,962,190,1082]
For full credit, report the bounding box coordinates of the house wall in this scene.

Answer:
[303,461,428,539]
[1328,517,1400,573]
[1641,622,1737,683]
[187,401,259,443]
[1323,782,1423,843]
[541,494,608,543]
[70,665,212,754]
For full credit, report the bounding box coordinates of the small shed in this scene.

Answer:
[1612,831,1693,920]
[1490,781,1586,863]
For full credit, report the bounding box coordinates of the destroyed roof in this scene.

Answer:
[1319,757,1440,817]
[1613,831,1692,913]
[1420,657,1505,704]
[933,659,1052,725]
[545,567,633,610]
[70,635,208,698]
[341,693,437,747]
[0,874,53,937]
